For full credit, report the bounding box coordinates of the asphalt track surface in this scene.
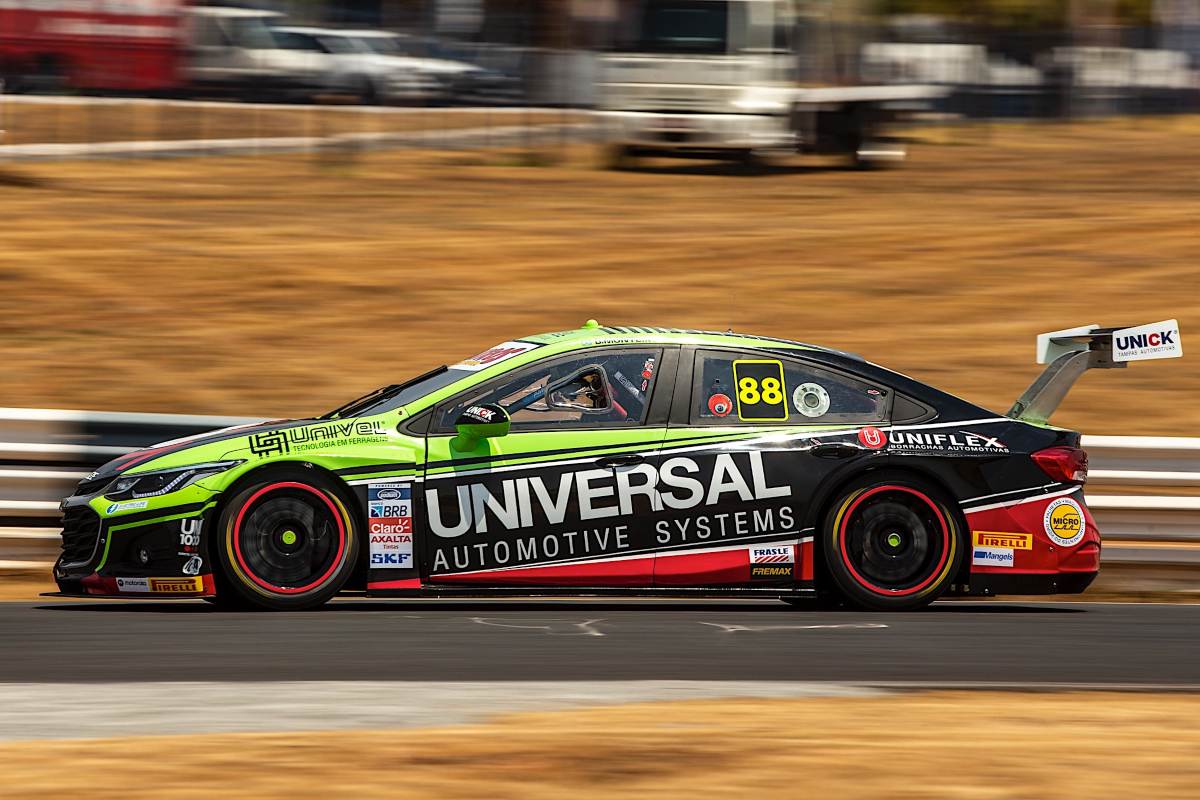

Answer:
[2,598,1198,687]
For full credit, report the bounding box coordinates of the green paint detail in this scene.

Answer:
[85,325,875,559]
[98,503,217,571]
[281,530,298,545]
[887,532,902,548]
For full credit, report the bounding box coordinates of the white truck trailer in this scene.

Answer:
[597,0,944,166]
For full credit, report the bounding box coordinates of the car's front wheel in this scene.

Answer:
[213,470,359,611]
[821,476,962,611]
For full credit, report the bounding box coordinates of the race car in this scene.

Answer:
[53,319,1182,610]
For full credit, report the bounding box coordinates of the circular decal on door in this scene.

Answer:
[1043,497,1085,547]
[858,426,887,449]
[793,383,830,417]
[708,393,733,417]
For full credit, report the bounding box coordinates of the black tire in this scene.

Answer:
[213,468,359,611]
[605,144,637,170]
[821,475,963,611]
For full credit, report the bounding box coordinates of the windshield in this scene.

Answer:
[320,34,363,54]
[628,0,729,54]
[273,31,323,51]
[321,366,466,419]
[358,35,406,56]
[229,17,278,49]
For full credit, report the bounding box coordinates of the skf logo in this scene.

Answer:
[372,553,411,566]
[972,531,1032,550]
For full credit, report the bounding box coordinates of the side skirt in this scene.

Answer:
[362,586,819,599]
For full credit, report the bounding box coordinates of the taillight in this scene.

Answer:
[1032,446,1088,484]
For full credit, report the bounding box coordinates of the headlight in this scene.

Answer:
[104,461,244,501]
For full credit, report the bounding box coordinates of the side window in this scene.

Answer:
[436,349,663,432]
[692,350,888,425]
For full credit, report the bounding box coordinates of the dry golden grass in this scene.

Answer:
[0,116,1196,433]
[0,571,55,601]
[5,692,1200,799]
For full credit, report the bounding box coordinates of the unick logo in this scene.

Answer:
[1112,319,1182,363]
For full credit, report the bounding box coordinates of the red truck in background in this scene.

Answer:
[0,0,181,92]
[0,1,327,98]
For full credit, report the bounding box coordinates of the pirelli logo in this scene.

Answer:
[149,577,203,593]
[972,531,1033,551]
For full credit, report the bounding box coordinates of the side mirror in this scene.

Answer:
[452,403,510,450]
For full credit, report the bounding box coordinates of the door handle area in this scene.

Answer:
[810,443,861,459]
[596,453,646,468]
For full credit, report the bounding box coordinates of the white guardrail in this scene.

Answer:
[0,408,1198,569]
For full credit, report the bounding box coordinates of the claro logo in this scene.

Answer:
[426,451,791,538]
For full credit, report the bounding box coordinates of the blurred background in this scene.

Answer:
[1,3,1199,797]
[1,0,1197,587]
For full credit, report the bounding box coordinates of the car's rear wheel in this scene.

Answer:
[822,476,962,611]
[214,470,359,611]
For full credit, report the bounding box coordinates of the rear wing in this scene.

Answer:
[1007,320,1182,424]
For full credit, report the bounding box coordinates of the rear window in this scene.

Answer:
[692,350,889,425]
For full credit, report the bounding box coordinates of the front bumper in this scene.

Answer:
[598,111,794,151]
[54,489,217,598]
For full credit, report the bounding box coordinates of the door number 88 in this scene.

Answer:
[738,377,783,406]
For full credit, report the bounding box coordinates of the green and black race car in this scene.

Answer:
[54,319,1182,610]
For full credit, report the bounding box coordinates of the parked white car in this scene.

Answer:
[348,30,523,104]
[182,7,332,101]
[270,26,439,104]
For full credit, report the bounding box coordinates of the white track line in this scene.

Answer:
[0,681,883,741]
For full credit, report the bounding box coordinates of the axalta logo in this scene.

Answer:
[1043,497,1085,547]
[426,451,790,538]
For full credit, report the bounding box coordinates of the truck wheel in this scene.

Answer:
[822,477,962,611]
[214,470,359,611]
[605,144,637,170]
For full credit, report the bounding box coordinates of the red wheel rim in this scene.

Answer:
[837,485,951,597]
[232,482,347,595]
